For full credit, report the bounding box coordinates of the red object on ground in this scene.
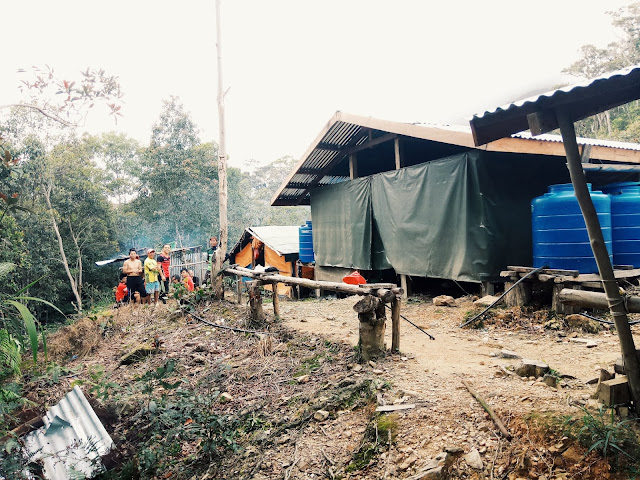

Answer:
[343,270,366,285]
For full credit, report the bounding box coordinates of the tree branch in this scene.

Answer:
[0,103,74,127]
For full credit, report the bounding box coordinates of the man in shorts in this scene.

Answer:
[144,248,162,304]
[122,248,147,305]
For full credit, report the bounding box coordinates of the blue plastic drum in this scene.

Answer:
[532,183,612,273]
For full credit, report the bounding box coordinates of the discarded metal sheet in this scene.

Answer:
[23,386,113,479]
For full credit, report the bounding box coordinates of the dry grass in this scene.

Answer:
[47,316,102,360]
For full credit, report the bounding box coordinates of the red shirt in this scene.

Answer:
[184,276,194,291]
[115,283,128,302]
[156,254,170,278]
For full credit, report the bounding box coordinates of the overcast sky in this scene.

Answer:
[2,0,634,169]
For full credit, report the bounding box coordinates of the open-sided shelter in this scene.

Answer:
[229,226,300,296]
[271,111,640,287]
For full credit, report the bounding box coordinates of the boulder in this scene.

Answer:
[433,295,457,307]
[474,295,499,307]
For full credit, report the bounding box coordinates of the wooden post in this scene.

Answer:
[354,295,386,361]
[481,281,495,297]
[552,283,579,314]
[236,275,242,304]
[391,297,401,352]
[213,0,229,300]
[394,137,403,170]
[349,153,358,179]
[400,274,409,300]
[272,283,280,318]
[557,109,640,407]
[504,280,532,307]
[247,280,265,326]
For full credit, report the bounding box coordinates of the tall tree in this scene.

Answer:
[213,0,229,296]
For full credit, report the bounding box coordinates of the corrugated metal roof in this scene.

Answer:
[248,226,300,256]
[474,65,640,120]
[271,112,640,207]
[470,64,640,145]
[23,386,113,479]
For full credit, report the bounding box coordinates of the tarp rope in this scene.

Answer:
[459,266,547,328]
[383,304,435,340]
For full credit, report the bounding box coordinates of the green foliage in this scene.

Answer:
[564,407,640,471]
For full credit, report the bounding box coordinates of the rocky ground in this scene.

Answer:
[11,291,640,479]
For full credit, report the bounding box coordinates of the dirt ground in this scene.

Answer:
[16,292,640,480]
[276,293,640,479]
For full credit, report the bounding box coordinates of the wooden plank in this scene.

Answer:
[391,297,401,352]
[376,404,416,412]
[557,268,640,283]
[507,266,580,276]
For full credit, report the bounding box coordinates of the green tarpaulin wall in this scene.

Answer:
[310,150,570,282]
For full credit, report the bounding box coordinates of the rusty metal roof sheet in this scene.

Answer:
[23,386,113,479]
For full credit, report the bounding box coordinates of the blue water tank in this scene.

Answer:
[532,183,612,273]
[299,220,315,263]
[601,182,640,267]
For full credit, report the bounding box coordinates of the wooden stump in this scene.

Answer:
[552,283,580,314]
[247,280,265,326]
[504,280,532,307]
[354,295,386,361]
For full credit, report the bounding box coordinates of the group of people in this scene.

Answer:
[116,239,217,306]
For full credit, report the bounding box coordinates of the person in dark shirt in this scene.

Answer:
[156,243,171,301]
[204,236,218,284]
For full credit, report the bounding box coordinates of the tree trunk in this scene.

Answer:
[354,295,386,362]
[212,0,228,300]
[44,185,82,312]
[557,109,640,408]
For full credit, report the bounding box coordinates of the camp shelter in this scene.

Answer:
[271,111,640,289]
[229,226,300,296]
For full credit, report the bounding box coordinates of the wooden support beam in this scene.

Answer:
[400,274,409,300]
[349,153,358,179]
[394,137,403,170]
[226,267,402,299]
[391,297,401,352]
[581,144,593,163]
[236,276,242,304]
